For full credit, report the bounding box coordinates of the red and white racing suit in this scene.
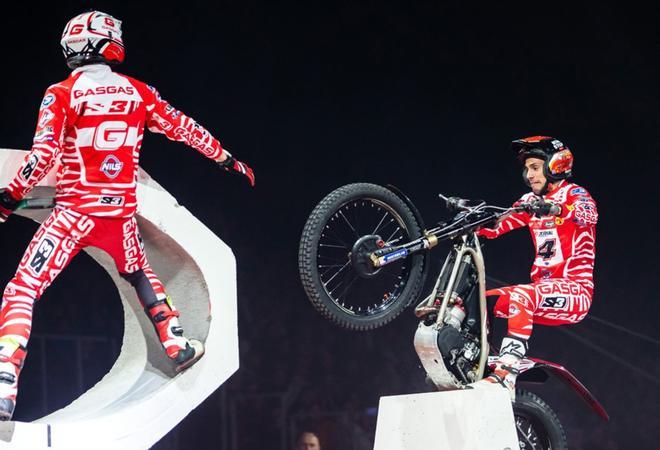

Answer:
[478,180,598,340]
[0,64,226,396]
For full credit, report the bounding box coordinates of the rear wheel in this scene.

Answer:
[298,183,425,330]
[514,388,568,450]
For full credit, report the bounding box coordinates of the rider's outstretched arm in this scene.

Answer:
[5,86,68,202]
[136,81,254,186]
[478,198,531,239]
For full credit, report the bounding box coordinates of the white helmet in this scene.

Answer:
[60,11,125,69]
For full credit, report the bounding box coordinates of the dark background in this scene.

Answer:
[1,1,658,449]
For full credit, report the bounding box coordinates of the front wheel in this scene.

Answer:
[298,183,425,330]
[514,388,568,450]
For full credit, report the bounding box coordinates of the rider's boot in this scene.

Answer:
[473,335,527,401]
[0,337,27,421]
[145,298,205,372]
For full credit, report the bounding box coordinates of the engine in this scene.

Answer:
[435,306,482,383]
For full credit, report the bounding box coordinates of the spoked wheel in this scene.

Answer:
[514,389,568,450]
[299,183,425,330]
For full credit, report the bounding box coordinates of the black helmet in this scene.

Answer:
[512,136,574,183]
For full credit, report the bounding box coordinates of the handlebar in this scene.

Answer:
[438,194,468,211]
[370,192,561,268]
[371,194,524,267]
[438,193,559,217]
[438,194,487,212]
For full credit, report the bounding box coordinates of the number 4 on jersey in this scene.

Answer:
[538,239,556,259]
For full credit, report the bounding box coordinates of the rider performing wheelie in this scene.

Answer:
[473,136,597,399]
[0,11,255,420]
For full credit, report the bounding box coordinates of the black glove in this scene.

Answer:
[525,197,562,218]
[218,155,255,187]
[0,189,20,223]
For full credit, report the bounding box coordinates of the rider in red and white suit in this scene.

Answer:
[474,136,597,398]
[0,11,255,420]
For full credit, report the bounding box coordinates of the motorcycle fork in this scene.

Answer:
[416,233,489,382]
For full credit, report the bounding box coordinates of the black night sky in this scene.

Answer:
[1,2,658,449]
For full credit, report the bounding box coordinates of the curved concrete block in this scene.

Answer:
[0,149,238,449]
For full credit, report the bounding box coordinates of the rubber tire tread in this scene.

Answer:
[299,183,424,330]
[513,388,568,450]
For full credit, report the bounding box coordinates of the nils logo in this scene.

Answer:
[100,155,124,179]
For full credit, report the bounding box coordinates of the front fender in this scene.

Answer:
[520,357,609,421]
[385,184,426,230]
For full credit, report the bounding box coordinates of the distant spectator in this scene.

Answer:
[296,431,321,450]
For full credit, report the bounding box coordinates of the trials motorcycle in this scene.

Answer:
[298,183,608,450]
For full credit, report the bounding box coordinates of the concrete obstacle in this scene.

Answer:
[0,149,239,449]
[374,388,519,450]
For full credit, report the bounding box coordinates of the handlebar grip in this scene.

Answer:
[438,194,471,211]
[448,197,468,211]
[515,202,532,212]
[549,204,562,216]
[517,201,561,216]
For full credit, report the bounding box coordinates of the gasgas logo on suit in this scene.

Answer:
[90,121,129,179]
[73,86,136,99]
[93,121,129,150]
[73,119,138,185]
